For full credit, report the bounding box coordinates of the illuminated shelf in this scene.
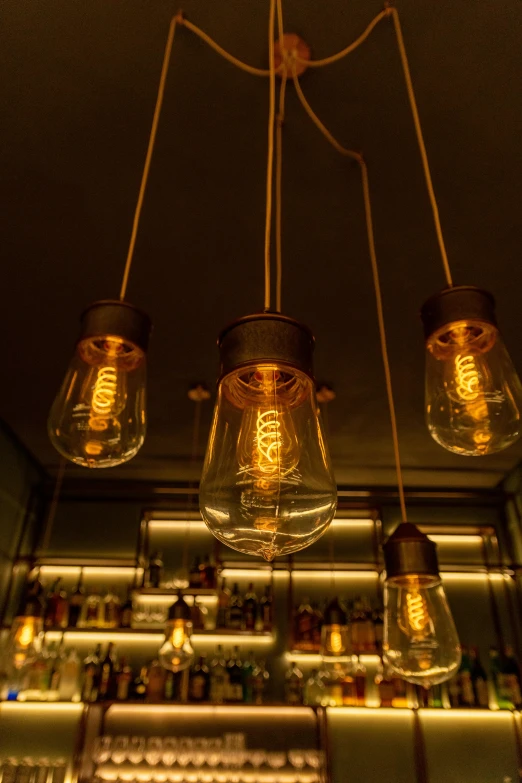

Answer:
[43,628,275,645]
[136,587,217,597]
[286,652,381,665]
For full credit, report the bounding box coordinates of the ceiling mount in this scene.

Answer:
[274,34,311,77]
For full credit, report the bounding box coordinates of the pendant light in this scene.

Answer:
[200,314,337,561]
[321,598,350,657]
[199,1,336,561]
[47,14,185,467]
[422,286,522,456]
[382,523,460,688]
[286,44,462,686]
[6,581,44,671]
[48,301,151,468]
[158,590,195,672]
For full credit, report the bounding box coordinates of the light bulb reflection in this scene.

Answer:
[9,615,43,669]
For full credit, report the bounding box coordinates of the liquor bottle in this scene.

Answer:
[98,643,116,700]
[147,659,166,701]
[81,587,101,628]
[82,646,101,703]
[447,669,461,708]
[503,646,522,709]
[294,598,315,652]
[324,663,344,707]
[45,579,69,629]
[259,585,273,631]
[191,598,208,630]
[101,587,121,629]
[116,658,132,700]
[49,640,66,698]
[243,583,258,631]
[285,663,304,705]
[147,552,163,589]
[120,587,133,629]
[375,662,395,708]
[227,646,244,702]
[304,668,326,706]
[350,597,367,654]
[391,671,409,709]
[227,584,244,630]
[361,596,376,652]
[252,660,269,705]
[164,671,175,701]
[428,684,443,709]
[353,655,367,707]
[58,649,80,701]
[217,578,231,628]
[242,651,256,703]
[373,605,384,655]
[470,646,489,707]
[311,602,323,652]
[210,645,229,703]
[457,648,475,707]
[189,556,202,589]
[189,655,210,702]
[202,555,216,589]
[68,572,85,628]
[132,666,149,700]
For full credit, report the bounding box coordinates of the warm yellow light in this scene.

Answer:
[291,570,377,581]
[419,708,512,720]
[328,707,412,717]
[108,704,313,717]
[428,535,483,544]
[285,653,380,665]
[15,616,39,649]
[397,577,431,639]
[147,520,208,532]
[0,702,83,714]
[441,572,504,582]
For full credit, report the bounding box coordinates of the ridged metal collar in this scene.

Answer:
[218,312,315,379]
[383,522,439,580]
[79,300,152,353]
[420,286,496,340]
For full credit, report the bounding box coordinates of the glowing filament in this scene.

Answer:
[170,619,188,649]
[329,628,344,655]
[255,409,282,475]
[15,618,38,649]
[455,354,480,401]
[92,366,118,416]
[405,591,429,634]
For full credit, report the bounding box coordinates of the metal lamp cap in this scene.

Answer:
[79,300,152,353]
[168,592,192,621]
[420,286,496,340]
[383,522,440,580]
[323,597,347,626]
[218,312,315,379]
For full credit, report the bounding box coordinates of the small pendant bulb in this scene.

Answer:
[383,523,461,688]
[48,301,151,468]
[422,287,522,456]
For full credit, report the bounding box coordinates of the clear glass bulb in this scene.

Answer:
[48,335,147,467]
[199,362,337,561]
[321,623,350,657]
[426,319,522,455]
[158,618,194,672]
[7,615,43,669]
[383,575,461,688]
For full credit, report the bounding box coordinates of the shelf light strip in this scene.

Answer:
[44,631,274,645]
[40,567,143,577]
[428,535,483,544]
[107,705,312,717]
[285,653,381,665]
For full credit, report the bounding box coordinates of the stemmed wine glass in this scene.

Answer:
[111,736,129,765]
[162,738,178,767]
[128,737,146,765]
[145,738,163,766]
[288,750,306,771]
[92,737,112,765]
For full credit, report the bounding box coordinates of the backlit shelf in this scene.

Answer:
[43,628,275,645]
[285,652,381,665]
[136,588,218,597]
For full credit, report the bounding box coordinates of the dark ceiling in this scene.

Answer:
[1,0,522,489]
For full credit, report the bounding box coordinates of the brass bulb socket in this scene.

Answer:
[420,286,496,341]
[79,300,152,353]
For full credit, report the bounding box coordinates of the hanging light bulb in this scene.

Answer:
[158,591,195,672]
[7,589,44,670]
[383,522,461,688]
[321,598,350,657]
[49,300,152,468]
[199,313,337,561]
[421,286,522,456]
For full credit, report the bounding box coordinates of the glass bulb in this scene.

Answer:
[426,319,522,455]
[321,623,350,657]
[158,618,194,672]
[383,574,461,688]
[199,362,337,561]
[7,615,43,669]
[48,335,147,467]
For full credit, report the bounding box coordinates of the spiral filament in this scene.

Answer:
[405,591,430,634]
[455,354,480,401]
[92,367,118,416]
[255,409,282,475]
